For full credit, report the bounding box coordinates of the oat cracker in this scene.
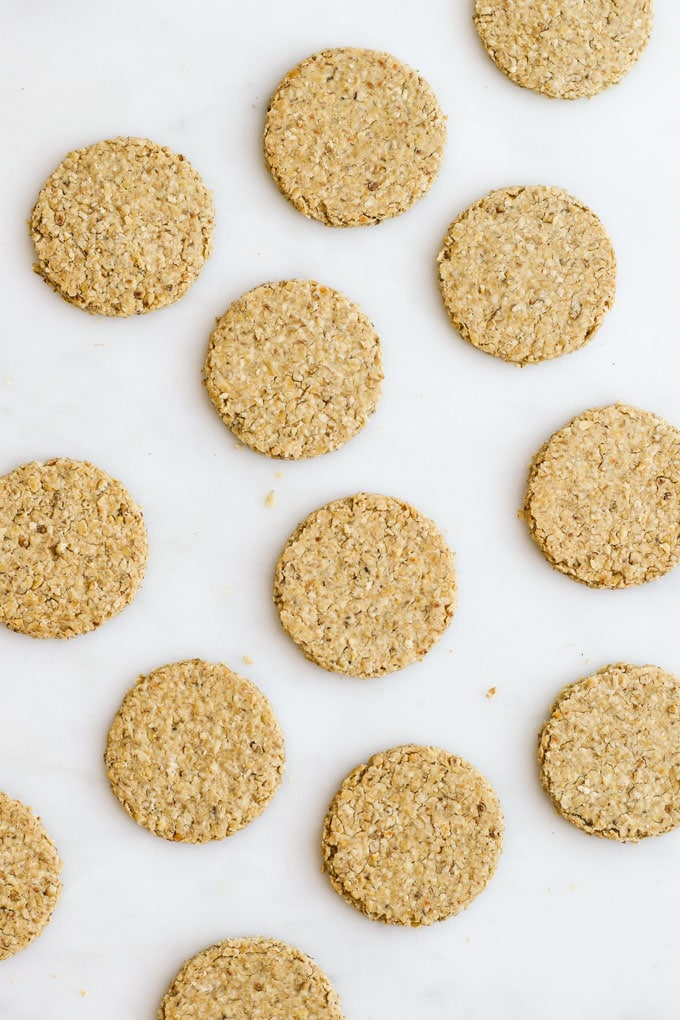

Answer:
[0,792,62,959]
[105,660,285,843]
[264,48,446,227]
[523,404,680,588]
[322,745,503,925]
[204,279,383,459]
[474,0,653,100]
[274,493,457,678]
[158,937,344,1020]
[31,137,214,315]
[437,185,616,365]
[0,458,148,638]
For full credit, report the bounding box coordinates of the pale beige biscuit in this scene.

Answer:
[158,937,344,1020]
[31,137,214,315]
[523,404,680,588]
[0,792,62,959]
[204,279,383,459]
[539,664,680,841]
[264,48,446,227]
[474,0,653,100]
[0,458,148,638]
[322,745,503,926]
[437,186,616,365]
[105,660,285,843]
[274,493,457,678]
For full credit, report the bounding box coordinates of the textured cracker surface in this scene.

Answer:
[158,936,344,1020]
[437,185,616,365]
[264,47,446,226]
[523,404,680,588]
[0,792,62,959]
[322,745,503,926]
[474,0,653,100]
[204,279,383,459]
[539,664,680,841]
[105,660,285,843]
[31,137,214,316]
[274,493,457,678]
[0,458,148,638]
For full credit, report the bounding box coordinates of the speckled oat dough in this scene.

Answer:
[539,664,680,841]
[322,745,503,926]
[30,137,214,315]
[0,458,148,638]
[474,0,653,100]
[264,48,446,227]
[437,185,616,365]
[105,660,285,843]
[0,792,62,959]
[204,279,383,459]
[274,493,457,678]
[523,404,680,588]
[158,937,344,1020]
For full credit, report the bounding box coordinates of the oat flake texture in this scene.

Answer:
[322,745,504,926]
[539,664,680,841]
[523,404,680,588]
[105,660,285,843]
[0,458,148,638]
[30,137,214,315]
[264,47,446,226]
[437,185,616,365]
[0,792,62,959]
[474,0,653,100]
[204,279,383,458]
[158,937,344,1020]
[274,493,457,678]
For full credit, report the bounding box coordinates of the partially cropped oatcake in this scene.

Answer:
[474,0,653,100]
[158,937,344,1020]
[31,137,214,315]
[437,185,616,365]
[204,279,383,458]
[539,664,680,841]
[264,48,446,226]
[322,745,504,925]
[274,493,457,678]
[0,458,148,638]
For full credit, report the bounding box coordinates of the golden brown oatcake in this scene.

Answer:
[274,493,457,678]
[204,279,383,458]
[0,792,62,959]
[474,0,653,100]
[30,137,214,315]
[264,47,446,226]
[437,185,616,365]
[322,745,504,925]
[539,664,680,841]
[523,404,680,588]
[158,937,344,1020]
[0,458,148,638]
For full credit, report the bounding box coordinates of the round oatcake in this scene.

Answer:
[0,458,148,638]
[539,664,680,841]
[474,0,653,100]
[31,137,214,315]
[204,279,383,459]
[437,185,616,365]
[322,745,504,926]
[158,937,344,1020]
[264,48,446,226]
[105,660,285,843]
[273,493,457,678]
[0,792,62,959]
[523,404,680,588]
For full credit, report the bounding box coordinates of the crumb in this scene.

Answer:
[486,687,497,699]
[265,490,276,508]
[243,655,254,665]
[275,470,283,479]
[80,989,86,997]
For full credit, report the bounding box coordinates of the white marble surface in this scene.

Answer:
[1,1,680,1017]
